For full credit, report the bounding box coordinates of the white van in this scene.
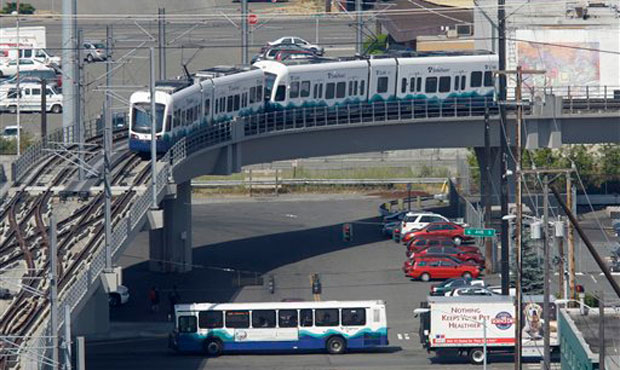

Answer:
[0,82,62,113]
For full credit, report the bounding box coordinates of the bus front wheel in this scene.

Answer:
[326,336,347,354]
[203,339,223,357]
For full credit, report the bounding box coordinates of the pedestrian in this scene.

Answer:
[153,287,160,313]
[168,285,180,317]
[148,287,157,313]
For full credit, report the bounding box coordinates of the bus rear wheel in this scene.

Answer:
[468,348,485,365]
[203,339,223,357]
[326,336,346,354]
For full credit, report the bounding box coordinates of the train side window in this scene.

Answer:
[401,78,407,93]
[289,81,299,99]
[227,96,233,112]
[215,99,218,114]
[484,71,494,87]
[416,77,422,92]
[354,81,358,95]
[439,76,451,93]
[454,76,460,91]
[318,83,323,99]
[461,75,466,90]
[348,81,354,96]
[470,71,482,87]
[377,77,388,93]
[409,78,415,93]
[425,77,438,93]
[241,93,247,108]
[234,95,240,111]
[313,84,318,99]
[275,85,286,102]
[257,85,262,101]
[300,81,310,98]
[204,99,210,114]
[359,80,365,95]
[336,82,346,98]
[325,83,335,99]
[249,87,256,104]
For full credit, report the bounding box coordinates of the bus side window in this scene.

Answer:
[178,315,197,333]
[315,309,339,327]
[342,308,366,326]
[199,311,223,329]
[252,310,276,328]
[225,311,249,328]
[300,309,313,327]
[278,310,298,328]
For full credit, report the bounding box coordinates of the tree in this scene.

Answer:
[511,229,544,294]
[1,2,36,14]
[362,34,387,55]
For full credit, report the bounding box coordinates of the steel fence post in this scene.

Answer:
[586,86,590,110]
[384,101,387,121]
[469,97,472,116]
[336,105,339,125]
[604,85,607,110]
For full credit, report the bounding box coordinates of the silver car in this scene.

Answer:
[83,42,108,63]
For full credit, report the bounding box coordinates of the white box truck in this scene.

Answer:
[0,26,60,65]
[415,295,558,364]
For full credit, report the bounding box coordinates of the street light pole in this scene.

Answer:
[149,47,157,209]
[15,2,21,156]
[543,176,551,370]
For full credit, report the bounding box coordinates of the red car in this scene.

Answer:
[406,236,480,257]
[404,222,471,245]
[411,245,485,266]
[402,254,476,273]
[406,256,481,281]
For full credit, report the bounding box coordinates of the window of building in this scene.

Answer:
[439,76,451,93]
[484,71,493,87]
[377,76,388,93]
[199,311,223,329]
[300,309,313,327]
[300,81,311,98]
[278,310,298,328]
[425,77,438,93]
[470,71,482,88]
[342,308,366,326]
[289,81,300,99]
[336,82,346,98]
[315,309,339,327]
[252,310,276,328]
[225,311,249,328]
[178,316,197,333]
[325,82,335,99]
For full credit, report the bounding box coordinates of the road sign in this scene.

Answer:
[248,14,258,25]
[464,228,496,237]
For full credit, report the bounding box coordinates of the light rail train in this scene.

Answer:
[129,52,498,153]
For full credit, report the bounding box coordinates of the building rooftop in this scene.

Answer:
[567,308,620,355]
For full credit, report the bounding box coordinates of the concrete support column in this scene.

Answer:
[73,281,109,337]
[149,181,192,273]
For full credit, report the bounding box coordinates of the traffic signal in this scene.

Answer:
[343,223,352,242]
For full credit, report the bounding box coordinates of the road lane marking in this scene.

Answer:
[397,333,402,340]
[404,333,410,340]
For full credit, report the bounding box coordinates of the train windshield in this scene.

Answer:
[264,72,277,101]
[132,103,165,133]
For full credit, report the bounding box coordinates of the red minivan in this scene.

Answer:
[406,256,481,281]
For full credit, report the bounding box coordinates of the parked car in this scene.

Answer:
[400,212,450,237]
[264,36,324,55]
[0,58,53,77]
[486,284,517,296]
[4,69,62,89]
[383,210,408,224]
[429,277,485,296]
[406,236,480,256]
[402,254,477,274]
[1,125,18,140]
[411,245,485,266]
[403,222,471,245]
[275,49,317,61]
[0,82,63,113]
[108,284,130,306]
[252,44,312,64]
[446,286,499,297]
[381,221,400,238]
[406,256,481,281]
[84,41,108,63]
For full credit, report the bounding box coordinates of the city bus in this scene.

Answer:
[169,300,388,356]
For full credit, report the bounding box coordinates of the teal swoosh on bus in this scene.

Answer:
[298,327,387,340]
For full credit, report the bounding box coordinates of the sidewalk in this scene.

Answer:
[88,321,173,343]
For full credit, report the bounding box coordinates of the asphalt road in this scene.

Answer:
[86,195,523,370]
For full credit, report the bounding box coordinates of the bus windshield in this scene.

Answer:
[264,72,277,101]
[132,103,165,134]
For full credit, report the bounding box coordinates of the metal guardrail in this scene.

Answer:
[191,178,447,187]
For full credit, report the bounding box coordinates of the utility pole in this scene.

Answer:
[496,66,546,370]
[149,47,157,209]
[104,24,113,271]
[76,29,84,181]
[484,109,493,272]
[63,305,72,370]
[599,291,605,370]
[15,1,21,156]
[566,173,576,301]
[556,218,565,299]
[241,0,248,64]
[355,0,362,54]
[61,0,75,134]
[158,8,166,79]
[497,0,510,299]
[41,79,47,143]
[542,176,551,370]
[49,210,59,369]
